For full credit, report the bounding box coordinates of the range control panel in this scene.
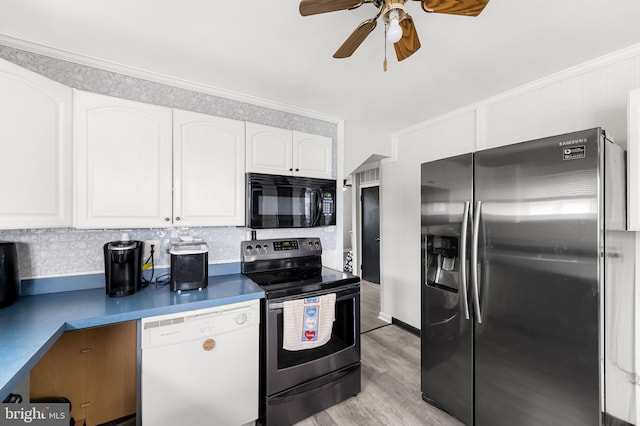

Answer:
[241,237,322,262]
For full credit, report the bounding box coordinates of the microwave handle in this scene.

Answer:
[315,189,324,225]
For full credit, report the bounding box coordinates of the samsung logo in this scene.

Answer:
[558,138,587,146]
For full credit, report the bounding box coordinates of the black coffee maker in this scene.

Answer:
[104,236,143,297]
[0,242,20,308]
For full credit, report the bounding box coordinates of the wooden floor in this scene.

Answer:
[295,281,462,426]
[360,280,389,333]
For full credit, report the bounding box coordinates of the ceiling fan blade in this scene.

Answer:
[420,0,490,16]
[393,15,421,61]
[299,0,364,16]
[333,19,377,58]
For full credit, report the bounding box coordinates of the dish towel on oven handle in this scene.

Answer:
[282,293,336,351]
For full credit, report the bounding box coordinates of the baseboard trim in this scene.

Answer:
[603,412,634,426]
[378,312,392,323]
[391,318,421,337]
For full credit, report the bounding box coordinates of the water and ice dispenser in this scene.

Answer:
[425,235,460,291]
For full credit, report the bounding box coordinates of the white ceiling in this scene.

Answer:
[2,0,640,170]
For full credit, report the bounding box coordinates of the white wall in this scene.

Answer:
[344,120,393,176]
[380,111,476,326]
[343,187,353,250]
[380,43,640,423]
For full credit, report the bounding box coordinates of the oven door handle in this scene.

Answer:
[268,283,360,310]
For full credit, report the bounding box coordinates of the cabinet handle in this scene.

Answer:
[165,217,170,222]
[295,168,299,172]
[175,216,181,221]
[80,348,92,354]
[289,168,293,171]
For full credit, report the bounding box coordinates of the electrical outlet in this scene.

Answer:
[143,240,160,261]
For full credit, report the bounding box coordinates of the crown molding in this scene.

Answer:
[392,42,640,140]
[0,34,344,124]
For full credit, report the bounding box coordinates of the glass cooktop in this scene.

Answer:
[243,266,359,299]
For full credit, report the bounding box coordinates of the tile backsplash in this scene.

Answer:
[0,227,336,279]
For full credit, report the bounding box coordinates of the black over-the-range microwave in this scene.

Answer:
[246,173,337,229]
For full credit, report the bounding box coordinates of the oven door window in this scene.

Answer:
[275,294,355,369]
[265,287,360,396]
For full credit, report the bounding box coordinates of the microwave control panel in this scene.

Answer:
[322,192,335,215]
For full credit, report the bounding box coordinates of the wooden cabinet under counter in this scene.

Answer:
[30,321,137,426]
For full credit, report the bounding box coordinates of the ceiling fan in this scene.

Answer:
[299,0,490,63]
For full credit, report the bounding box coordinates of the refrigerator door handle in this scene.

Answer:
[460,201,471,320]
[471,200,483,324]
[423,235,429,286]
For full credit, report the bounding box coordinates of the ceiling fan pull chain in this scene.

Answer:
[383,23,388,72]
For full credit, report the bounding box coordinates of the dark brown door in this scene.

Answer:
[361,186,380,283]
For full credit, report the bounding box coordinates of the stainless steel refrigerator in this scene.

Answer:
[420,128,628,426]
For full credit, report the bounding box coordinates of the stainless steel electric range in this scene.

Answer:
[241,237,361,426]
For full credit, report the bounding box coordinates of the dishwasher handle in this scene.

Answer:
[193,305,254,320]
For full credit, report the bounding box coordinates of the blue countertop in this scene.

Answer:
[0,273,264,400]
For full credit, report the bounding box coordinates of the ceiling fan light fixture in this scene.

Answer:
[298,0,490,62]
[383,3,406,44]
[386,10,402,43]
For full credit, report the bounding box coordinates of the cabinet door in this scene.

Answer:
[0,59,72,229]
[246,122,293,175]
[74,90,173,228]
[86,322,137,425]
[30,322,137,426]
[173,109,246,226]
[30,330,88,422]
[293,131,332,179]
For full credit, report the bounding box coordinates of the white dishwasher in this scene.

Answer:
[141,299,259,426]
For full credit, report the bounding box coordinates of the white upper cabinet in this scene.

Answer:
[74,91,246,229]
[293,131,332,179]
[0,59,72,229]
[245,122,293,175]
[173,109,245,227]
[246,122,332,179]
[73,90,173,228]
